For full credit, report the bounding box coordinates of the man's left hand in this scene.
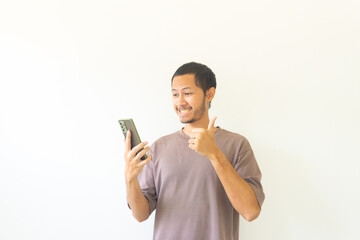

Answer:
[189,116,219,159]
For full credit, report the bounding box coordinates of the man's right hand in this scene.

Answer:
[124,130,152,183]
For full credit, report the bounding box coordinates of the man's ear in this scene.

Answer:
[207,87,216,101]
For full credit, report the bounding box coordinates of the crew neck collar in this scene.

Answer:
[177,126,222,139]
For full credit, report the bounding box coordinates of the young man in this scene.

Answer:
[124,62,264,240]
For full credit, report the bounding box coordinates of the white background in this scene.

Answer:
[1,0,359,239]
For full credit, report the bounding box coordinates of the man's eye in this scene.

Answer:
[185,92,192,95]
[172,93,179,97]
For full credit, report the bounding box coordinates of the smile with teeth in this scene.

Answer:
[178,108,192,114]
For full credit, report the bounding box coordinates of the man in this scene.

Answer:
[124,62,264,240]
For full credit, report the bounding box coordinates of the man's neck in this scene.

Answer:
[182,117,210,136]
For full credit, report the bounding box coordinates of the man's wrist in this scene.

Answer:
[125,175,138,186]
[208,147,223,163]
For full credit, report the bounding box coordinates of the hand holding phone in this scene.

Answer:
[119,118,148,160]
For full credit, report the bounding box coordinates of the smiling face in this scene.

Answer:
[172,74,212,125]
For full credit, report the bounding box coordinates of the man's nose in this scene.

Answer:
[177,94,186,105]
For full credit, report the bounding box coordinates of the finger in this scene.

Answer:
[134,146,151,161]
[139,154,152,167]
[208,116,217,131]
[189,132,201,138]
[125,130,131,152]
[189,143,198,151]
[191,128,205,133]
[131,141,149,156]
[188,139,197,144]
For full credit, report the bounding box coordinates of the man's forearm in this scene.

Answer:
[209,149,261,222]
[126,178,150,222]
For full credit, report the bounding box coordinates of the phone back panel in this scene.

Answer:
[118,119,142,149]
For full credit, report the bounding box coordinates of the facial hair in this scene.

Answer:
[180,96,206,124]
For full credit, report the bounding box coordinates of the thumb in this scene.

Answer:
[208,116,217,131]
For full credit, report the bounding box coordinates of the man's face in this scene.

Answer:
[171,74,207,124]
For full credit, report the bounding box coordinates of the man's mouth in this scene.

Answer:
[178,108,192,115]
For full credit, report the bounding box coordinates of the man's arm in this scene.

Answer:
[189,117,261,222]
[124,130,152,222]
[208,149,261,222]
[126,178,150,222]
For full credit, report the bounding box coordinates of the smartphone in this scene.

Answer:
[118,118,148,160]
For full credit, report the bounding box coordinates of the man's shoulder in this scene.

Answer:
[216,128,247,140]
[216,128,251,148]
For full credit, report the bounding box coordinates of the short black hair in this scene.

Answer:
[171,62,217,94]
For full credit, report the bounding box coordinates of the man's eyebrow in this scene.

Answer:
[171,87,192,91]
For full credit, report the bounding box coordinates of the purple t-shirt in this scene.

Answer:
[138,128,264,240]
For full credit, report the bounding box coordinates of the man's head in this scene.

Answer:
[171,62,217,108]
[171,62,216,124]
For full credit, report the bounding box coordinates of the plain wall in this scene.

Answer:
[1,0,359,239]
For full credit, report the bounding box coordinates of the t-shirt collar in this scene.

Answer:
[178,126,222,139]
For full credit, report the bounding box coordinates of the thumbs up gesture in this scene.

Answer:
[189,116,219,159]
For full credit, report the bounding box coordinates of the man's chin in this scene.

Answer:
[179,117,194,124]
[180,120,194,124]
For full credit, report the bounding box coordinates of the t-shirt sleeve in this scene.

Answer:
[137,148,157,214]
[234,138,265,208]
